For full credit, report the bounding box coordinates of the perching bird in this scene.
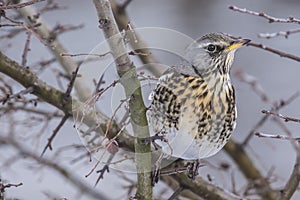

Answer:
[148,32,250,178]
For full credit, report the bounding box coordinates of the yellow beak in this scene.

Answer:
[226,39,251,51]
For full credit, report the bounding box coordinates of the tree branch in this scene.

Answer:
[0,136,110,200]
[258,28,300,39]
[224,141,277,200]
[92,0,152,199]
[0,51,72,113]
[110,0,164,77]
[15,3,94,103]
[0,0,45,10]
[262,110,300,123]
[247,41,300,62]
[279,151,300,200]
[165,173,243,200]
[228,5,300,24]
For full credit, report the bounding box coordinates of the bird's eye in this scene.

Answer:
[207,44,216,52]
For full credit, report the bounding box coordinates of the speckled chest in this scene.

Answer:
[149,70,236,144]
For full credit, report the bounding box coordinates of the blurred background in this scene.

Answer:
[1,0,300,199]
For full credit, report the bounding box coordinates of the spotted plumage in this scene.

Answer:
[148,32,250,160]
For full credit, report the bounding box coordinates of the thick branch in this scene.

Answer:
[165,173,243,200]
[92,0,152,199]
[0,51,72,113]
[224,141,277,200]
[279,152,300,200]
[110,0,164,77]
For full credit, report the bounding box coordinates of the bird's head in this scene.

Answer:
[185,32,250,76]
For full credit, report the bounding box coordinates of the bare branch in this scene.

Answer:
[224,140,277,199]
[234,70,271,103]
[163,173,244,200]
[1,86,33,105]
[110,0,163,77]
[247,41,300,62]
[0,136,110,200]
[41,114,69,156]
[279,153,300,200]
[0,0,45,10]
[262,110,300,123]
[95,153,115,186]
[258,28,300,39]
[21,31,32,67]
[255,132,300,141]
[50,23,84,36]
[61,52,111,58]
[93,1,152,199]
[168,186,184,200]
[64,65,80,101]
[0,179,23,199]
[229,5,300,24]
[15,4,95,103]
[242,91,299,145]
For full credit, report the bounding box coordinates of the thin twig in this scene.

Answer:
[21,23,49,47]
[61,52,111,58]
[241,91,300,146]
[0,181,23,190]
[255,132,300,141]
[0,136,110,200]
[242,115,269,146]
[1,86,33,104]
[41,114,69,156]
[258,28,300,39]
[228,33,300,62]
[95,153,115,186]
[21,31,32,67]
[0,0,45,10]
[262,110,300,123]
[168,186,184,200]
[16,3,96,104]
[273,118,299,151]
[92,73,105,95]
[247,41,300,62]
[234,70,271,103]
[228,5,300,24]
[51,23,84,36]
[110,0,163,77]
[64,65,80,102]
[104,98,129,138]
[39,0,66,13]
[0,23,21,27]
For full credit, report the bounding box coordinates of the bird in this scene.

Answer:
[147,32,250,180]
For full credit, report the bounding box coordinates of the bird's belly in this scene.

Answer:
[160,114,236,160]
[157,96,236,160]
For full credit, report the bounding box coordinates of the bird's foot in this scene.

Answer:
[151,167,161,186]
[151,153,165,186]
[186,160,200,180]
